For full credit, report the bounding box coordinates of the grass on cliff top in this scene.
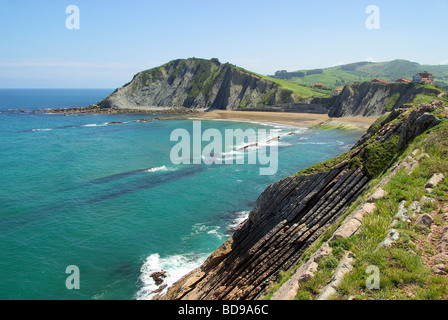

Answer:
[293,121,448,300]
[406,84,448,106]
[259,75,332,99]
[311,122,369,131]
[234,66,332,99]
[329,120,448,300]
[408,93,448,106]
[265,77,332,99]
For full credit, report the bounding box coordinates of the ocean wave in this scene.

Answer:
[135,252,208,300]
[199,134,283,163]
[184,210,250,242]
[135,211,251,300]
[90,166,171,184]
[184,223,224,241]
[145,165,169,173]
[207,226,225,239]
[226,210,250,233]
[295,127,309,134]
[200,150,245,164]
[32,128,52,131]
[82,123,108,127]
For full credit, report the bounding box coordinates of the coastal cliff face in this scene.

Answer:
[158,164,369,300]
[156,102,445,300]
[93,58,443,117]
[328,82,439,117]
[97,58,295,110]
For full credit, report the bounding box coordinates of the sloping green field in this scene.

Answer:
[274,60,448,90]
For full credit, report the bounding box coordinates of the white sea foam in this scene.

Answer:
[145,165,168,173]
[32,128,52,131]
[295,127,308,134]
[207,226,225,239]
[135,252,208,300]
[135,210,251,299]
[201,149,245,164]
[82,123,108,127]
[185,223,223,240]
[226,211,250,232]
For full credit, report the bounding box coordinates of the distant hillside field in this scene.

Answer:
[271,60,448,90]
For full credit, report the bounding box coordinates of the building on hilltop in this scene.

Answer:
[413,71,434,84]
[395,78,412,83]
[371,78,391,84]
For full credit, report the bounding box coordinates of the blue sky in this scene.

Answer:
[0,0,447,88]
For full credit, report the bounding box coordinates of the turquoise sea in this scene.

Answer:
[0,89,364,300]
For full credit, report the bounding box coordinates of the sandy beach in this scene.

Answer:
[194,110,378,129]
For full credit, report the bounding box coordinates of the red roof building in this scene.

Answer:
[395,78,412,83]
[371,78,391,84]
[413,72,434,84]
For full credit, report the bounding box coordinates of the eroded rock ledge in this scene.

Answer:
[159,165,369,300]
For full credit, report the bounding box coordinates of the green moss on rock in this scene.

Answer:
[362,134,399,178]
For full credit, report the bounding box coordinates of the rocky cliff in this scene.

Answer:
[328,82,439,117]
[155,101,446,300]
[97,58,296,110]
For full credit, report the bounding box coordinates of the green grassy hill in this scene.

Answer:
[272,60,448,90]
[232,65,333,100]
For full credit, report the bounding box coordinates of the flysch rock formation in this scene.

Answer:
[328,82,440,117]
[158,164,370,300]
[96,58,296,111]
[155,102,445,300]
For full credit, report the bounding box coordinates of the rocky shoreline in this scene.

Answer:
[34,104,200,116]
[32,104,379,129]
